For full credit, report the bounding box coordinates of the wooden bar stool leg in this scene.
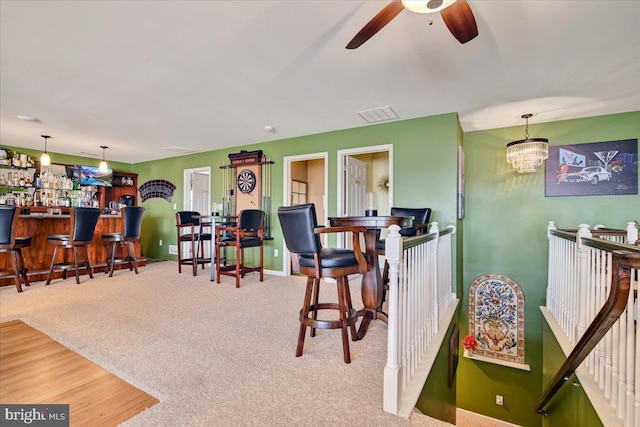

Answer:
[127,242,139,274]
[45,246,60,286]
[11,251,23,293]
[108,242,117,277]
[16,249,29,288]
[310,278,320,337]
[343,281,358,341]
[337,276,352,363]
[84,246,93,279]
[73,247,81,284]
[297,277,314,357]
[235,248,242,288]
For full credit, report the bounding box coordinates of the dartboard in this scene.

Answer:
[236,169,256,194]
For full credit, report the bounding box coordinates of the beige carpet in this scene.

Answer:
[0,262,453,427]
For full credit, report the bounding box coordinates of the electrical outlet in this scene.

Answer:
[274,249,279,257]
[159,239,163,246]
[173,203,177,210]
[168,245,178,255]
[496,395,504,406]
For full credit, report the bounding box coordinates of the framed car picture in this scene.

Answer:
[545,139,638,197]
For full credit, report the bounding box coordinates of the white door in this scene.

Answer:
[190,172,209,215]
[345,156,366,216]
[183,167,211,259]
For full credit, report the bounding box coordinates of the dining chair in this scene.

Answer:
[0,206,32,292]
[45,207,101,285]
[215,209,264,288]
[101,206,145,277]
[379,207,432,300]
[277,203,369,363]
[175,211,212,275]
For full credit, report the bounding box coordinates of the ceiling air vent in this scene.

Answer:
[163,146,197,155]
[356,106,399,124]
[79,151,99,157]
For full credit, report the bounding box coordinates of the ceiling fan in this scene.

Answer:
[346,0,478,49]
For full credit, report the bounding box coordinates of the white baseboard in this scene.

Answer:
[456,408,522,427]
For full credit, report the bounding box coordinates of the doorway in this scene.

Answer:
[337,145,393,248]
[282,152,328,276]
[182,166,211,258]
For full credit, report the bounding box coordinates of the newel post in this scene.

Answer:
[576,223,592,342]
[626,221,639,245]
[383,224,402,414]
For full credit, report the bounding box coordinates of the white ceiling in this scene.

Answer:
[1,1,639,164]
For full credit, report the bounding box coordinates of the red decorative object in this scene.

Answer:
[462,333,478,350]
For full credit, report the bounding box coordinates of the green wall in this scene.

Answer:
[459,111,639,426]
[133,112,461,268]
[415,320,458,424]
[541,323,603,427]
[5,110,637,425]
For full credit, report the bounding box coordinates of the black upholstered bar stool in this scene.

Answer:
[0,206,32,292]
[215,209,265,288]
[277,203,369,363]
[45,207,101,285]
[176,211,212,275]
[101,206,145,277]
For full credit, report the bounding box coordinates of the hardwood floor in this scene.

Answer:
[0,320,158,426]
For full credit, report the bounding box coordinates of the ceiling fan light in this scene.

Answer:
[401,0,457,14]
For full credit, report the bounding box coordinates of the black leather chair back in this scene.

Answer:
[176,211,201,226]
[390,207,432,237]
[72,207,101,243]
[277,204,321,255]
[239,209,265,231]
[123,206,145,239]
[0,205,18,247]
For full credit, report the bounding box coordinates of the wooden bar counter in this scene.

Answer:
[0,210,144,287]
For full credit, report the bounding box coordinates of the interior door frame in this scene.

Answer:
[337,144,393,248]
[282,152,328,276]
[183,166,211,213]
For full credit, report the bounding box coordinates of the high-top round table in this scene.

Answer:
[328,215,413,339]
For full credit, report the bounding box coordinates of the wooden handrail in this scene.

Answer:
[535,250,640,415]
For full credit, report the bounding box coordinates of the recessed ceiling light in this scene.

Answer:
[264,125,276,132]
[17,115,38,122]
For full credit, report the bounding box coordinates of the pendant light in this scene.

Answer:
[40,135,51,166]
[99,146,109,173]
[506,114,549,173]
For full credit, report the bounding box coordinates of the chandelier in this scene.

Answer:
[506,114,549,173]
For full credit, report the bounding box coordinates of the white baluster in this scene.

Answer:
[383,224,402,414]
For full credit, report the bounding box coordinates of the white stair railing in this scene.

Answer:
[383,222,457,418]
[543,221,640,426]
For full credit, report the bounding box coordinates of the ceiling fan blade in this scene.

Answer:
[440,0,478,44]
[346,0,405,49]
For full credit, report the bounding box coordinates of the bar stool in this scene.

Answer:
[277,203,369,363]
[45,207,101,285]
[176,211,211,275]
[0,206,32,292]
[101,206,145,277]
